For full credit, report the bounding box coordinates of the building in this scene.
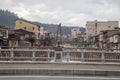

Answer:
[86,20,97,37]
[41,31,53,46]
[97,21,119,34]
[86,20,119,48]
[9,29,34,47]
[112,31,120,49]
[96,27,120,49]
[0,25,9,47]
[15,19,41,45]
[108,28,120,49]
[77,33,87,47]
[71,28,81,39]
[86,20,119,37]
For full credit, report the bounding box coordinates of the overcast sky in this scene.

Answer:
[0,0,120,27]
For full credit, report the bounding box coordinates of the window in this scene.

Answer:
[0,40,2,46]
[3,40,8,46]
[0,31,3,37]
[0,30,7,37]
[22,27,26,29]
[20,36,24,40]
[20,22,22,24]
[38,28,40,31]
[108,26,111,28]
[32,35,34,38]
[32,27,34,30]
[2,31,7,37]
[14,42,16,45]
[25,34,29,38]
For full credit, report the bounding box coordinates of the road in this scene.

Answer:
[0,76,120,80]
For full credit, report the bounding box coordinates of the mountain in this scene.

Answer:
[0,9,19,28]
[33,22,85,35]
[0,9,85,35]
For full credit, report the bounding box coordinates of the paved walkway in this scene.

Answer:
[0,63,120,71]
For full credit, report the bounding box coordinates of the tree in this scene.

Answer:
[0,9,19,28]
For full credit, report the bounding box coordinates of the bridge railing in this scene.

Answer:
[0,48,120,64]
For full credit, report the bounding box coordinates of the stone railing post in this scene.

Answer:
[81,52,84,62]
[47,49,50,62]
[32,49,35,61]
[10,48,14,61]
[66,52,70,63]
[101,50,105,63]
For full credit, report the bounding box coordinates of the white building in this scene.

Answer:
[71,28,81,39]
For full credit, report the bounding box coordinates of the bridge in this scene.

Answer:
[0,47,120,77]
[0,47,120,64]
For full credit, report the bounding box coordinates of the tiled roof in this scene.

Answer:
[9,29,34,34]
[16,19,40,27]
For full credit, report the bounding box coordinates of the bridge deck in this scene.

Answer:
[0,63,120,71]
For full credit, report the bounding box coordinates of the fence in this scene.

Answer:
[0,47,120,64]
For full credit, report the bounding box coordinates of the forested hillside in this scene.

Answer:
[34,22,85,35]
[0,9,19,28]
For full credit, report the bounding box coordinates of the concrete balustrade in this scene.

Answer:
[0,48,120,64]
